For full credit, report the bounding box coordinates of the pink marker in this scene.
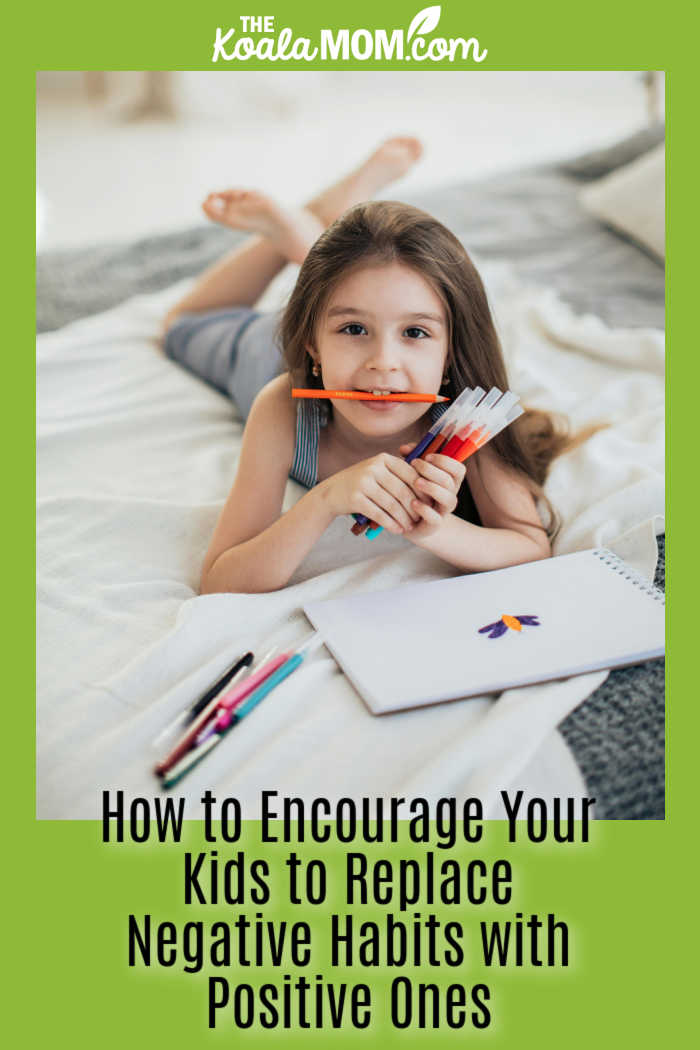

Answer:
[191,647,290,747]
[198,646,289,739]
[214,650,290,714]
[194,649,290,744]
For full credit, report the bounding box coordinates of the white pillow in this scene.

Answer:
[579,144,665,260]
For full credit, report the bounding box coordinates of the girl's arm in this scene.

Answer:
[201,378,423,593]
[403,445,551,572]
[200,376,333,594]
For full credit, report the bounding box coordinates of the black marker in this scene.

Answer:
[151,651,254,748]
[186,651,254,721]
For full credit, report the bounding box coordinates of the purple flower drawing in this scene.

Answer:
[478,614,541,639]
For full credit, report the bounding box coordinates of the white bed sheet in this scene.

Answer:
[37,263,664,818]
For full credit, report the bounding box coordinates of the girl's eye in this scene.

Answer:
[404,327,429,339]
[340,323,367,336]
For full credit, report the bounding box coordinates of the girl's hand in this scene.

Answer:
[319,453,422,535]
[398,445,467,540]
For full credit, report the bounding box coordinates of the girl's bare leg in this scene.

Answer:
[162,232,297,332]
[307,135,422,225]
[163,136,422,331]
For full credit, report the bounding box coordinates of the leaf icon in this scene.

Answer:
[407,5,442,42]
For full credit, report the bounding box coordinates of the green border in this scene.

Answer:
[19,0,685,1043]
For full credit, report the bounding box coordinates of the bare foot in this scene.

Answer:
[309,136,423,225]
[202,190,325,264]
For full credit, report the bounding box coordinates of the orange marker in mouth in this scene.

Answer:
[292,389,450,403]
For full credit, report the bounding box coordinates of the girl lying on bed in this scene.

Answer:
[163,137,572,594]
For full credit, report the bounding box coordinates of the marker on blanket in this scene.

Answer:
[160,734,221,788]
[198,654,303,743]
[153,647,277,778]
[189,647,287,749]
[151,651,253,749]
[162,635,323,787]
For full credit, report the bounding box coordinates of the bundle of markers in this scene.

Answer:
[152,634,321,787]
[351,385,524,538]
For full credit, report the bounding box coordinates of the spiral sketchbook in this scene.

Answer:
[303,549,665,714]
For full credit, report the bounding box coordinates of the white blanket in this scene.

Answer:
[37,262,664,818]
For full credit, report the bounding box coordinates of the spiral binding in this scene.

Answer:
[592,549,665,605]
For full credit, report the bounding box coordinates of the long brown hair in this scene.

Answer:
[279,200,575,537]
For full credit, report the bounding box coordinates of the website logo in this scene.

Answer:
[212,6,488,64]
